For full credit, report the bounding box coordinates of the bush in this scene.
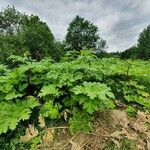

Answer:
[0,52,150,148]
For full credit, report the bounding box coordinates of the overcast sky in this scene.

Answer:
[0,0,150,52]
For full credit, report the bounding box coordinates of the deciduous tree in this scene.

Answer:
[137,25,150,60]
[65,15,100,51]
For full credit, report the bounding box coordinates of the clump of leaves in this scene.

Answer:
[72,82,115,113]
[126,106,137,117]
[69,110,92,134]
[0,96,39,134]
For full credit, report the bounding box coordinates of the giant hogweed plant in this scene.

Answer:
[0,51,150,137]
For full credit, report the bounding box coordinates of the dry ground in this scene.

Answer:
[21,109,150,150]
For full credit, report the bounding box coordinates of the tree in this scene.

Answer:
[50,41,65,62]
[121,46,138,59]
[0,33,19,63]
[0,6,22,35]
[17,15,55,60]
[0,6,60,62]
[94,38,107,57]
[65,15,100,51]
[137,25,150,60]
[0,6,24,63]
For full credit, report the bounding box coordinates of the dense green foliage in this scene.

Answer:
[137,25,150,60]
[121,24,150,60]
[65,15,106,52]
[16,15,55,60]
[0,6,22,34]
[121,46,138,59]
[0,6,60,63]
[0,51,150,148]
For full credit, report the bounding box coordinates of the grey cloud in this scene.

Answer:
[0,0,150,52]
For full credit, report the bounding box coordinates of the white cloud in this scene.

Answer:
[0,0,150,52]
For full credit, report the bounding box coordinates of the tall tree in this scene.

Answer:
[0,6,60,62]
[0,6,24,63]
[121,46,138,59]
[137,25,150,60]
[17,15,55,60]
[65,15,100,51]
[0,6,22,35]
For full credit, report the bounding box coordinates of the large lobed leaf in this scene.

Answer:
[0,96,39,134]
[72,82,115,113]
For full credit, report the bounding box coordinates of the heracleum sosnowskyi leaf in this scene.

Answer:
[40,101,60,119]
[38,84,59,97]
[72,82,115,113]
[0,96,39,134]
[72,82,115,100]
[69,110,92,134]
[125,95,150,109]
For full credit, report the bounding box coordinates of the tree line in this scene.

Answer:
[0,6,150,63]
[121,25,150,60]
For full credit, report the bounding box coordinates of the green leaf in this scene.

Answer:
[5,91,23,100]
[73,82,114,100]
[72,82,115,113]
[0,96,39,134]
[38,84,59,97]
[40,101,60,119]
[125,95,150,109]
[69,110,92,134]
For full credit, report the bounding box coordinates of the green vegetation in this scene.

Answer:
[65,15,106,52]
[0,51,150,148]
[0,6,58,63]
[0,6,150,149]
[121,25,150,60]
